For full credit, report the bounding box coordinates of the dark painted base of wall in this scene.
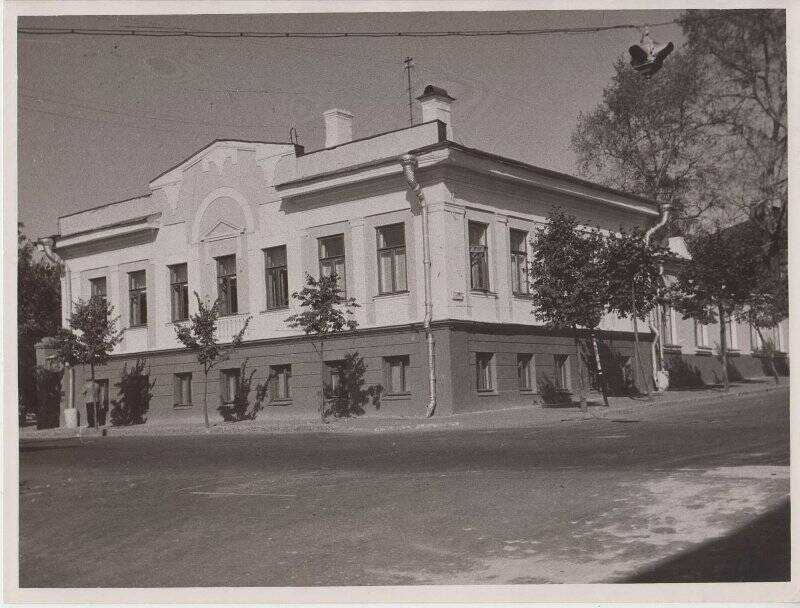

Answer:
[44,322,779,428]
[664,350,789,388]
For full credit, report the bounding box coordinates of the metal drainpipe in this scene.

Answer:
[36,237,75,412]
[644,203,672,390]
[400,154,437,417]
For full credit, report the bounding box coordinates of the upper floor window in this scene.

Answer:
[469,221,489,291]
[90,277,107,303]
[128,270,147,327]
[169,264,189,322]
[216,255,238,316]
[319,235,346,294]
[661,305,675,345]
[377,224,407,294]
[694,321,709,348]
[725,316,739,350]
[265,246,289,310]
[510,229,528,295]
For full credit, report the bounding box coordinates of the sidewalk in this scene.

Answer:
[19,377,788,440]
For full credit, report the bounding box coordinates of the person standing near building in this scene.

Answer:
[82,378,100,427]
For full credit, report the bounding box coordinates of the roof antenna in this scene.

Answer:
[403,57,414,125]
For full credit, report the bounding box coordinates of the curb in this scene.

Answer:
[19,383,788,440]
[591,383,789,421]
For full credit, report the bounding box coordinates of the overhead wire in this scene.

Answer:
[18,20,682,39]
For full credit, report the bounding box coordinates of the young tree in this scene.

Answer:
[528,209,610,411]
[603,227,671,396]
[18,225,61,422]
[286,273,359,421]
[175,293,251,428]
[669,227,762,391]
[63,296,124,429]
[734,256,788,385]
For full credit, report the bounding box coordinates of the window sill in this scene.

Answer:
[519,389,538,395]
[476,390,499,396]
[382,393,411,401]
[374,291,409,299]
[128,324,147,330]
[663,344,682,352]
[261,307,289,314]
[695,348,713,356]
[512,292,533,300]
[173,404,194,409]
[267,399,293,406]
[471,290,498,299]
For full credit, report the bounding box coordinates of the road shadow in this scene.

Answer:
[20,441,83,453]
[622,499,790,583]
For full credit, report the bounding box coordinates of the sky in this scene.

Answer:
[17,8,685,240]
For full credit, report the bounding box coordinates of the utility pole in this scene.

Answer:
[404,57,414,125]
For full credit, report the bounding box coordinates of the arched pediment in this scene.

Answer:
[192,187,255,244]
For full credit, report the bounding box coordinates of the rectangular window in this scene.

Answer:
[554,355,569,390]
[469,222,490,291]
[384,355,410,395]
[773,325,783,351]
[517,354,534,391]
[319,235,346,294]
[694,321,709,348]
[264,246,289,310]
[270,365,292,402]
[90,277,107,302]
[173,373,192,406]
[169,264,189,322]
[510,229,528,295]
[221,368,240,403]
[725,316,739,350]
[476,352,495,392]
[377,224,407,294]
[751,325,764,351]
[128,270,147,326]
[216,255,238,316]
[326,361,344,394]
[661,305,675,345]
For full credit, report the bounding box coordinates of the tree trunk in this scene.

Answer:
[630,284,650,397]
[591,331,609,407]
[203,368,210,428]
[572,326,587,412]
[756,326,779,385]
[719,306,729,391]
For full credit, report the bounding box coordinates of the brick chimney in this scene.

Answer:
[323,108,354,148]
[417,85,455,140]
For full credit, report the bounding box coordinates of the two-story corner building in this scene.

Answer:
[45,84,760,426]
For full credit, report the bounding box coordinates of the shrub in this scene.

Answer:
[218,360,264,422]
[110,359,153,426]
[323,352,382,418]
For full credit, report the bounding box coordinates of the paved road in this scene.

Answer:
[19,390,789,587]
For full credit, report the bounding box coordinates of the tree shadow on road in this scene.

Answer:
[621,499,790,583]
